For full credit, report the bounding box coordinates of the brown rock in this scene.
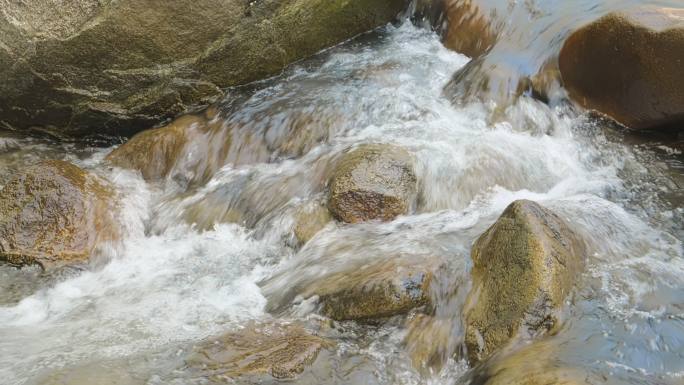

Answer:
[328,144,417,223]
[0,160,118,270]
[464,200,585,363]
[442,0,499,58]
[186,323,332,380]
[303,258,440,321]
[559,7,684,131]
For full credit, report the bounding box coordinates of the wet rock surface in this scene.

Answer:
[0,160,118,270]
[560,6,684,131]
[328,144,417,223]
[0,0,406,136]
[442,0,500,58]
[293,200,332,246]
[185,323,332,380]
[462,340,602,385]
[302,257,441,321]
[464,200,586,363]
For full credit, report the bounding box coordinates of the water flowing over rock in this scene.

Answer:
[442,0,500,58]
[0,0,407,136]
[461,340,603,385]
[293,200,332,246]
[185,323,332,380]
[463,200,586,363]
[559,6,684,132]
[328,144,417,223]
[0,160,118,270]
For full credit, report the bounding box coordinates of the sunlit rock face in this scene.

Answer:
[328,144,417,223]
[464,200,586,364]
[560,6,684,132]
[0,160,119,270]
[0,0,407,136]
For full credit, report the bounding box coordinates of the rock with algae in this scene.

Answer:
[0,160,118,270]
[464,200,586,363]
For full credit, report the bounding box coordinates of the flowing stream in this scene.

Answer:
[0,9,682,385]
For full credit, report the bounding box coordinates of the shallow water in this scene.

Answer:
[0,10,682,385]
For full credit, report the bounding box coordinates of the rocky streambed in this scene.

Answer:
[0,1,683,385]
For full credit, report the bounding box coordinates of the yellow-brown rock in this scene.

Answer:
[186,323,332,380]
[0,160,118,270]
[328,144,417,223]
[464,200,585,363]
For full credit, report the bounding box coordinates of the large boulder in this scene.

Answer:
[464,200,585,363]
[0,160,118,270]
[185,323,332,380]
[559,7,684,131]
[328,144,417,223]
[0,0,406,136]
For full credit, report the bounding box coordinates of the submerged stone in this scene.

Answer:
[559,6,684,131]
[293,200,332,246]
[328,144,417,223]
[0,160,118,270]
[186,323,332,380]
[462,340,600,385]
[442,0,500,58]
[0,0,407,136]
[464,200,585,363]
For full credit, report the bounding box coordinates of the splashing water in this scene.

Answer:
[0,20,682,385]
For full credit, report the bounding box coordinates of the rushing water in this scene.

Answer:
[0,10,682,385]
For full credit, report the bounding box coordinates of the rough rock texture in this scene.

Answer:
[186,323,332,380]
[559,7,684,131]
[293,200,332,246]
[0,160,118,270]
[0,0,406,136]
[464,200,585,364]
[328,144,417,223]
[303,258,440,321]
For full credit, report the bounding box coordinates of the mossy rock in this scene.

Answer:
[303,257,441,321]
[186,322,332,380]
[559,6,684,131]
[464,200,585,364]
[0,160,118,270]
[328,144,417,223]
[0,0,406,136]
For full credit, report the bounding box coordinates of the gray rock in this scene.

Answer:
[0,0,406,136]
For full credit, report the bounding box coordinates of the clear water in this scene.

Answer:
[0,16,682,385]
